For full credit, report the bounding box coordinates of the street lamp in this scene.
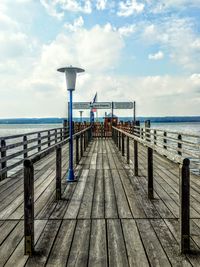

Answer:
[79,110,84,123]
[57,66,85,182]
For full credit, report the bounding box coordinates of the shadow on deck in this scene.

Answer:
[1,139,200,266]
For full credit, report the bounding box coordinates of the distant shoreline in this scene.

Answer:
[0,116,200,124]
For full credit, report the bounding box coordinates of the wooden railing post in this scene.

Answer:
[24,159,34,256]
[163,131,167,149]
[84,132,86,151]
[23,136,28,158]
[147,147,154,199]
[48,130,51,147]
[178,134,182,156]
[154,130,157,145]
[180,158,190,253]
[127,136,130,164]
[55,129,57,144]
[38,133,41,152]
[60,128,62,141]
[119,132,121,151]
[56,147,62,200]
[122,133,125,156]
[145,120,151,142]
[81,133,83,157]
[76,136,79,165]
[134,140,138,176]
[0,139,7,180]
[63,119,68,139]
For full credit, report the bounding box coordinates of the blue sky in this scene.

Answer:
[0,0,200,118]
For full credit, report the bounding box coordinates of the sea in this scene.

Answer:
[0,122,200,137]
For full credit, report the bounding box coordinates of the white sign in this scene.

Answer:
[91,102,111,109]
[73,102,91,110]
[113,102,133,109]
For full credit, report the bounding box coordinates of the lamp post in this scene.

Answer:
[79,110,83,123]
[57,66,85,182]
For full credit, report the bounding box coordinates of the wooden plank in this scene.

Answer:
[78,169,96,218]
[111,169,132,218]
[46,220,76,267]
[26,220,61,267]
[151,219,192,266]
[64,169,89,219]
[107,219,129,267]
[104,169,118,218]
[67,219,90,267]
[88,219,107,267]
[121,219,149,267]
[92,169,104,218]
[136,219,171,267]
[0,221,24,266]
[0,220,18,245]
[5,220,47,267]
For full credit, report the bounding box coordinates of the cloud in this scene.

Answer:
[118,24,136,36]
[40,0,92,19]
[117,0,144,17]
[142,18,200,71]
[148,51,164,60]
[64,16,84,32]
[96,0,107,10]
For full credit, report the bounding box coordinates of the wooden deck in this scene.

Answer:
[1,138,200,266]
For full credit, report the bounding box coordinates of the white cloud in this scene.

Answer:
[40,0,92,19]
[64,16,84,32]
[148,51,164,60]
[96,0,107,10]
[118,24,136,36]
[117,0,144,17]
[142,18,200,71]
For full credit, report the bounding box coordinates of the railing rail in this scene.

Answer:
[0,122,89,179]
[119,124,200,175]
[112,126,190,254]
[24,126,92,256]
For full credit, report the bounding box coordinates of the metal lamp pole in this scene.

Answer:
[57,66,85,182]
[79,110,83,122]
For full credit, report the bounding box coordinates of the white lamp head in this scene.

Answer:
[57,66,85,91]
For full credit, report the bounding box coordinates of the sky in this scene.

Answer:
[0,0,200,118]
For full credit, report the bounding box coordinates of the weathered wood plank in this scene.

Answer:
[88,219,107,267]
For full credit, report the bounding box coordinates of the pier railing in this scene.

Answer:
[119,123,200,175]
[24,126,92,256]
[112,126,190,254]
[0,122,89,180]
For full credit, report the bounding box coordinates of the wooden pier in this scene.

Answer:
[0,124,200,266]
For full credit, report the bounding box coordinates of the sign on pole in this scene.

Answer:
[113,102,133,109]
[73,102,91,110]
[91,102,111,109]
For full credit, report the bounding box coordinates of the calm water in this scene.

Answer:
[0,122,200,137]
[0,124,62,137]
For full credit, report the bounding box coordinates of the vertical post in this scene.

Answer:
[60,128,62,141]
[55,129,57,144]
[38,133,41,152]
[24,159,34,256]
[133,101,136,123]
[163,131,167,149]
[180,158,190,253]
[23,136,28,158]
[134,140,138,176]
[63,119,68,139]
[84,132,86,151]
[81,133,83,157]
[145,120,151,142]
[56,147,62,200]
[119,132,121,151]
[0,139,7,180]
[178,134,182,156]
[48,130,51,147]
[147,147,154,199]
[122,133,125,156]
[154,130,157,145]
[127,136,130,164]
[67,90,75,181]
